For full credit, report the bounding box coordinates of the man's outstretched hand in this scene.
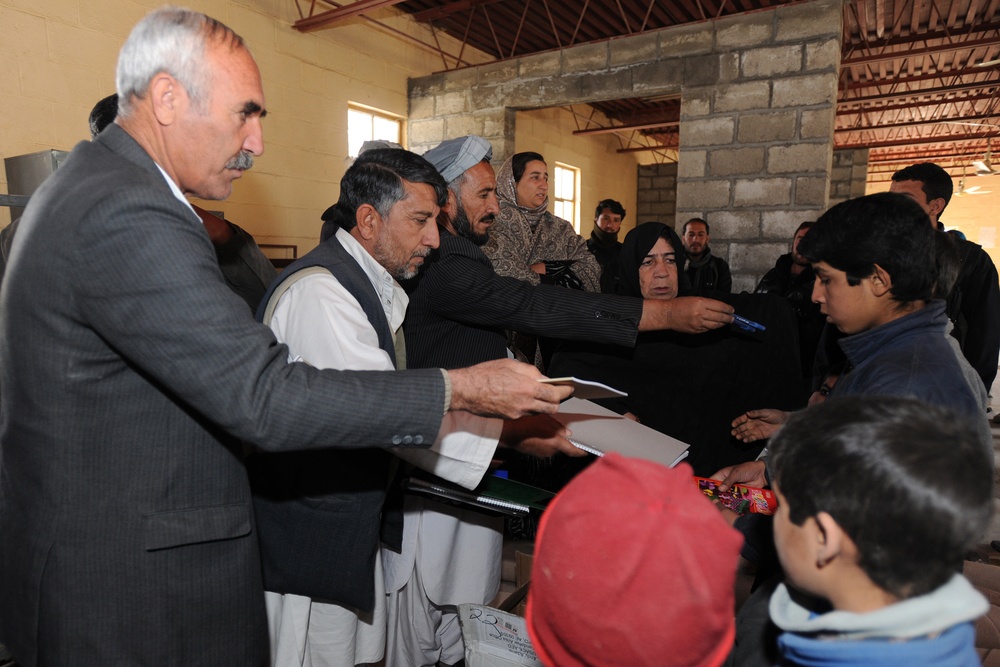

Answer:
[448,359,572,420]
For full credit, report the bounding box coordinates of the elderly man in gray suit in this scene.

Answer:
[0,8,569,667]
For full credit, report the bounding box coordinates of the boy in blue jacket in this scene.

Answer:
[766,396,992,666]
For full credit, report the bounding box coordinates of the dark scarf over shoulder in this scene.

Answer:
[686,246,715,270]
[590,226,618,247]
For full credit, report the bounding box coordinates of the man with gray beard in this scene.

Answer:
[250,148,577,667]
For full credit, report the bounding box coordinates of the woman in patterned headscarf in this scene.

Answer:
[484,152,603,368]
[484,152,601,292]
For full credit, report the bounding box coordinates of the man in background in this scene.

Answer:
[682,217,732,292]
[587,198,626,293]
[890,161,1000,392]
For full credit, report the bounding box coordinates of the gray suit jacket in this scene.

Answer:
[0,125,446,667]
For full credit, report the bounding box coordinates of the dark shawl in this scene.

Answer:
[550,223,805,476]
[616,222,690,296]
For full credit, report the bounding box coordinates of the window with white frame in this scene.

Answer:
[553,162,581,232]
[347,105,402,157]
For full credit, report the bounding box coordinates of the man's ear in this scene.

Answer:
[441,189,458,217]
[927,197,947,220]
[149,73,181,126]
[354,204,380,242]
[439,190,459,235]
[869,264,893,297]
[814,511,848,568]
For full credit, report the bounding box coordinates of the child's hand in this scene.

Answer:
[713,461,768,493]
[731,409,788,443]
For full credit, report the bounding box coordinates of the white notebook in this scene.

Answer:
[553,397,690,468]
[538,376,627,400]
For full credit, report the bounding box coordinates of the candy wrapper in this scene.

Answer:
[694,477,777,516]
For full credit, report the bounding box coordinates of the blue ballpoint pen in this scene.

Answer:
[732,314,766,332]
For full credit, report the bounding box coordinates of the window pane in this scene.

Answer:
[552,163,580,232]
[560,168,575,199]
[373,116,400,144]
[348,109,374,157]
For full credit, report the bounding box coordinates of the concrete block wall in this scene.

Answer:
[636,163,678,226]
[678,0,842,293]
[408,0,843,290]
[829,148,870,207]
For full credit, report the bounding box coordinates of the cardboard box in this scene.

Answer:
[458,603,543,667]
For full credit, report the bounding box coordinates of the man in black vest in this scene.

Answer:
[249,148,576,667]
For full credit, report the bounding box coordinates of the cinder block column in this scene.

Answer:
[636,164,678,225]
[677,0,842,292]
[829,148,871,207]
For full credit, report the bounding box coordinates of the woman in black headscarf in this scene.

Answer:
[617,221,688,298]
[549,222,805,476]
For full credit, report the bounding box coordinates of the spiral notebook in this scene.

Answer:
[404,474,555,516]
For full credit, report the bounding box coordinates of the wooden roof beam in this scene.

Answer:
[836,129,1000,149]
[413,0,504,22]
[293,0,409,31]
[573,120,680,135]
[836,110,1000,133]
[839,91,1000,114]
[841,34,1000,66]
[840,66,1000,91]
[840,77,1000,103]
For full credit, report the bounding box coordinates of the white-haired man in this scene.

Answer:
[0,12,566,666]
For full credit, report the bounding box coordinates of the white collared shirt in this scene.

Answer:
[268,227,498,489]
[153,163,198,220]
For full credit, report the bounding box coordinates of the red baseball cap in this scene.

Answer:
[526,453,743,667]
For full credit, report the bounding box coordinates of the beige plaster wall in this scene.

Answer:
[0,0,488,253]
[513,107,641,238]
[867,177,1000,268]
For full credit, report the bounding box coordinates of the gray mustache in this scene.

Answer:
[226,151,254,171]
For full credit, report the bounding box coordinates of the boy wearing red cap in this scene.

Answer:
[526,453,743,667]
[767,397,991,666]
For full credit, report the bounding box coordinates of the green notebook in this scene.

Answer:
[405,474,555,516]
